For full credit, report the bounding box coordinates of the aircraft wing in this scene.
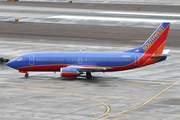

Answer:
[67,66,107,72]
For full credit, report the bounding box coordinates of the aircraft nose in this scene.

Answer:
[7,60,17,69]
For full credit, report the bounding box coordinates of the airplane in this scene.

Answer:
[7,22,170,79]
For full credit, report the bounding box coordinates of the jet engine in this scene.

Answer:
[60,67,80,77]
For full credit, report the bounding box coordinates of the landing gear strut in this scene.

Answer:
[25,73,29,78]
[86,72,92,79]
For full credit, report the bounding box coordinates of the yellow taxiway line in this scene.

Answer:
[98,81,180,119]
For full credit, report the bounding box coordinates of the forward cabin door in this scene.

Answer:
[29,55,34,65]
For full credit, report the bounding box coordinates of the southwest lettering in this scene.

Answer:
[142,25,165,51]
[149,39,154,44]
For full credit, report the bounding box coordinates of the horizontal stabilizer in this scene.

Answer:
[151,55,169,58]
[151,49,170,58]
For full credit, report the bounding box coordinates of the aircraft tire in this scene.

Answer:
[86,72,92,79]
[25,73,29,78]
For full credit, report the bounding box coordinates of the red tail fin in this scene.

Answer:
[142,22,170,55]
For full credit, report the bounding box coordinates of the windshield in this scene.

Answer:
[14,57,23,61]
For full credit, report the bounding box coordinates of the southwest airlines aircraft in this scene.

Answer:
[7,22,170,79]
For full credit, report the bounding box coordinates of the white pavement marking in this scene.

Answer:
[99,11,180,17]
[49,15,179,23]
[19,0,180,4]
[0,4,180,28]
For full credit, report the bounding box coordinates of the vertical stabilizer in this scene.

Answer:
[125,22,170,54]
[141,22,170,54]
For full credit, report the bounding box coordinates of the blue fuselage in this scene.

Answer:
[7,52,146,72]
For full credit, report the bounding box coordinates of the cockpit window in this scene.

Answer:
[14,57,23,61]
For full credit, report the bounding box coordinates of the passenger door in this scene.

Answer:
[29,55,34,65]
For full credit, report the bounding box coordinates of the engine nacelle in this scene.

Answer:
[60,67,79,77]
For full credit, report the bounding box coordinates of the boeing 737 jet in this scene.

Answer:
[7,22,170,79]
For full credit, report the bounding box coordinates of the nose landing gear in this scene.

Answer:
[19,71,29,78]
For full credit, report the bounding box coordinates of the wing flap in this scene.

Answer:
[67,66,107,72]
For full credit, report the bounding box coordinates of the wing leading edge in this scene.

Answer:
[67,66,107,72]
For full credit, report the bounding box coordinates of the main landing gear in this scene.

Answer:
[25,73,29,78]
[86,72,92,79]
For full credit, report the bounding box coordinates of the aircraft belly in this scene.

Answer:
[18,64,67,71]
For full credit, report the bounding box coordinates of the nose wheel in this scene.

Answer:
[25,73,29,78]
[86,72,92,79]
